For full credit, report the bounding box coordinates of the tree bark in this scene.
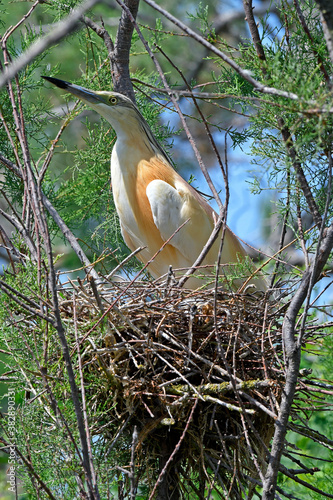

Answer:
[262,223,333,499]
[315,0,333,65]
[112,0,140,102]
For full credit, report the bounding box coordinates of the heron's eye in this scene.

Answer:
[109,96,117,105]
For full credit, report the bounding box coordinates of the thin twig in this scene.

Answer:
[147,399,198,500]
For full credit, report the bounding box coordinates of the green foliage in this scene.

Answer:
[187,2,216,40]
[0,264,121,497]
[212,1,333,229]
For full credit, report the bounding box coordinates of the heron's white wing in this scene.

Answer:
[146,179,214,264]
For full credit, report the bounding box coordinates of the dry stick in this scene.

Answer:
[38,107,79,183]
[105,408,139,457]
[204,455,232,498]
[106,246,145,279]
[129,426,138,500]
[0,84,32,234]
[177,215,225,288]
[147,399,198,500]
[238,391,277,419]
[0,224,19,271]
[162,330,242,382]
[82,15,114,74]
[301,279,333,328]
[214,421,248,498]
[296,187,310,268]
[0,108,22,172]
[297,153,333,344]
[0,276,52,316]
[283,451,319,476]
[0,0,101,89]
[0,280,54,323]
[213,138,231,347]
[288,422,333,450]
[1,0,40,45]
[279,463,333,498]
[270,169,291,288]
[0,206,38,261]
[154,350,204,401]
[78,218,190,345]
[74,293,98,495]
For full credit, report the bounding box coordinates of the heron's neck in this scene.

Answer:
[113,133,154,171]
[109,113,159,166]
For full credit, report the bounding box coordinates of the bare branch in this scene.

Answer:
[82,15,115,73]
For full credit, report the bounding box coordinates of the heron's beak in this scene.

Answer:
[42,76,104,105]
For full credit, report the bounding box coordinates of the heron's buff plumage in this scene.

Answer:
[43,76,267,291]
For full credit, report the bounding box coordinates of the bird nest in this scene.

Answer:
[59,274,284,495]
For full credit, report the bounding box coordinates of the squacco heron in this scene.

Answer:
[43,76,267,291]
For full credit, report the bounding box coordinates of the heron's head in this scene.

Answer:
[42,76,143,136]
[42,76,169,160]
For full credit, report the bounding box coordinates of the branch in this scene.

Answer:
[277,118,322,227]
[262,222,333,500]
[182,1,277,85]
[242,0,267,68]
[294,0,330,83]
[112,0,140,101]
[315,0,333,66]
[82,15,114,73]
[148,399,197,500]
